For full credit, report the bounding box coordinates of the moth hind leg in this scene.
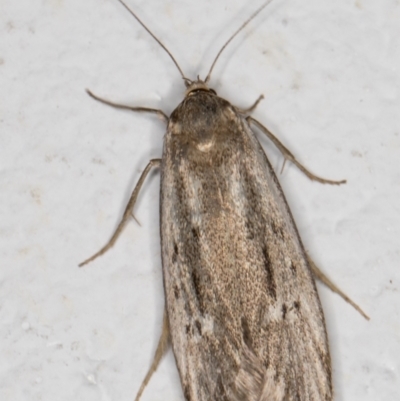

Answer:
[307,254,370,320]
[247,116,346,185]
[135,310,170,401]
[79,159,161,267]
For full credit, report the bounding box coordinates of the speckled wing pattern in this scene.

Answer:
[160,91,332,401]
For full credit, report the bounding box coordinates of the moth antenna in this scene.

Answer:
[116,0,188,85]
[205,0,275,84]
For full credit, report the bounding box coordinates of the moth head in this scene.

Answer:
[184,78,217,97]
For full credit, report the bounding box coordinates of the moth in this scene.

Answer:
[80,1,368,400]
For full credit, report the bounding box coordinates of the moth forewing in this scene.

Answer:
[160,89,332,400]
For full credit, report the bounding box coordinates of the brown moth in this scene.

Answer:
[80,1,368,400]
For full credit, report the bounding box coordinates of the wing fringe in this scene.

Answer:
[234,346,285,401]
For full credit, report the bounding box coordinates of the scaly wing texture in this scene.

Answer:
[160,92,332,401]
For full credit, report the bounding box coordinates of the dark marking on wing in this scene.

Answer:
[172,242,179,264]
[186,222,208,315]
[282,303,288,319]
[183,384,191,401]
[192,227,199,240]
[241,317,253,349]
[195,320,202,336]
[262,245,277,299]
[191,268,205,315]
[241,168,264,240]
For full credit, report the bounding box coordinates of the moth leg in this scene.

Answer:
[307,254,370,320]
[79,159,161,267]
[135,310,170,401]
[236,94,264,114]
[86,89,169,122]
[247,116,346,185]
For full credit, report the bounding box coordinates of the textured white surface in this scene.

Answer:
[1,0,399,400]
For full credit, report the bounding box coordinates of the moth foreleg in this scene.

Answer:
[79,159,162,267]
[86,89,168,122]
[236,94,264,114]
[307,253,370,320]
[135,310,170,401]
[247,116,346,185]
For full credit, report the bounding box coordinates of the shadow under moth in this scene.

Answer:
[80,0,369,400]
